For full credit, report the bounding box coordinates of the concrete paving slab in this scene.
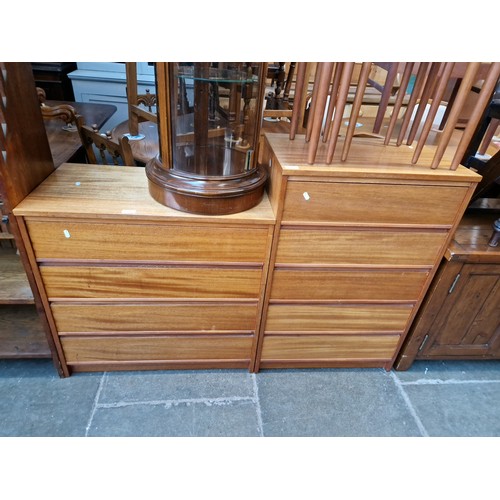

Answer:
[402,381,500,436]
[256,368,421,436]
[0,360,101,436]
[88,398,261,437]
[99,369,255,404]
[394,360,500,383]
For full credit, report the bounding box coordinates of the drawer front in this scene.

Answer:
[271,269,429,301]
[265,304,412,332]
[26,220,270,263]
[41,266,262,299]
[61,335,253,363]
[282,181,468,225]
[276,228,447,266]
[52,303,258,333]
[260,334,400,360]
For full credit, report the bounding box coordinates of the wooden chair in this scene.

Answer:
[36,86,79,131]
[36,86,47,105]
[288,61,500,169]
[0,198,15,249]
[264,62,297,120]
[462,97,500,202]
[125,63,157,138]
[76,116,135,166]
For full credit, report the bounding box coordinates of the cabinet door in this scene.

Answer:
[421,264,500,357]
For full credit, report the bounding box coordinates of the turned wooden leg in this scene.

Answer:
[488,218,500,247]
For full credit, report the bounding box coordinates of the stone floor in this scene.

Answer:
[1,358,499,437]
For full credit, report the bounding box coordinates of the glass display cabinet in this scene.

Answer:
[146,62,268,215]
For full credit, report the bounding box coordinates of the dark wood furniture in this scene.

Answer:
[264,63,296,119]
[0,63,62,370]
[395,209,500,369]
[31,63,77,101]
[44,100,117,167]
[145,63,268,216]
[1,200,51,358]
[462,98,500,202]
[76,117,136,166]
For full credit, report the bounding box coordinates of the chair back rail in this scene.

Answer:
[287,61,500,169]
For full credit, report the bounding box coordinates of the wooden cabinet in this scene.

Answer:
[31,63,77,101]
[256,133,480,371]
[13,164,275,375]
[0,63,58,366]
[0,201,50,358]
[395,211,500,369]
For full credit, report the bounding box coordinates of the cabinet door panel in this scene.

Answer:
[52,303,258,333]
[41,266,262,299]
[423,264,500,356]
[282,181,468,225]
[26,221,269,263]
[271,269,429,301]
[276,228,446,266]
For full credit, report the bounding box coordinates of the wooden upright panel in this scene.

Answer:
[0,62,61,370]
[0,63,55,211]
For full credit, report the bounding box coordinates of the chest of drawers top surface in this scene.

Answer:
[264,133,481,184]
[13,163,275,225]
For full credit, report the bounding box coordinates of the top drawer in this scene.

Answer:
[282,181,469,226]
[25,220,271,263]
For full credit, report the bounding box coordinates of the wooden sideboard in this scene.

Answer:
[255,133,480,371]
[395,209,500,370]
[12,132,480,376]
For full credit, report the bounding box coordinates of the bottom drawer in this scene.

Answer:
[61,335,253,364]
[260,334,400,362]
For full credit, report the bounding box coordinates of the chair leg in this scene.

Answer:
[372,64,399,134]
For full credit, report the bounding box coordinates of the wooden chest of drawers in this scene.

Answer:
[12,136,481,376]
[13,164,275,376]
[256,133,481,370]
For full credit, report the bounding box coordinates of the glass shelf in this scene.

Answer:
[177,66,257,84]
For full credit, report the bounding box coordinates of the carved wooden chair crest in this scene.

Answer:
[36,87,79,130]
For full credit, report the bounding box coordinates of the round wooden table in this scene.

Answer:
[112,120,159,164]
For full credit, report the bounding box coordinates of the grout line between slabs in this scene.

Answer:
[252,373,264,437]
[390,370,429,437]
[95,395,256,409]
[398,378,500,386]
[85,371,107,437]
